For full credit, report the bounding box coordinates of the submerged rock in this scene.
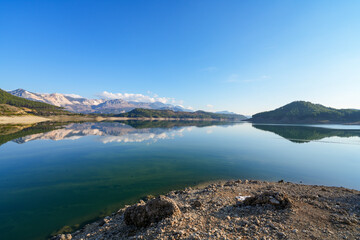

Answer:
[124,195,181,227]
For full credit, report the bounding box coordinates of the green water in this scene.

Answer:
[0,121,359,240]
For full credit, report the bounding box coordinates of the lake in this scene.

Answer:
[0,121,359,240]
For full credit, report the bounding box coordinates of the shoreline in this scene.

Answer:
[3,115,360,126]
[0,115,50,124]
[0,115,243,125]
[52,180,360,240]
[247,120,360,125]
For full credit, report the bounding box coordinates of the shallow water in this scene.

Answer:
[0,121,359,240]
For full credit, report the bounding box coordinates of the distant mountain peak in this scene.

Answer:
[10,88,29,94]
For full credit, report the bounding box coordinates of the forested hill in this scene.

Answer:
[0,88,69,116]
[250,101,360,124]
[117,108,247,121]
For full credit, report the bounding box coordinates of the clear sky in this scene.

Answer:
[1,0,360,115]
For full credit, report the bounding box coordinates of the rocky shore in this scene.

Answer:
[53,180,360,240]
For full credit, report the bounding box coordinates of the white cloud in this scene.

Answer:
[179,104,194,111]
[98,91,171,104]
[97,91,194,110]
[206,104,214,109]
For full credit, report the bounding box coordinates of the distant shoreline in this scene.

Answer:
[3,115,360,125]
[0,115,244,125]
[3,114,360,127]
[246,119,360,125]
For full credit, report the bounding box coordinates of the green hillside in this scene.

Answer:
[0,88,69,116]
[117,108,247,121]
[250,101,360,124]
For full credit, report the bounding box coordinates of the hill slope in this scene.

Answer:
[0,104,27,116]
[250,101,360,124]
[0,88,68,116]
[118,108,247,121]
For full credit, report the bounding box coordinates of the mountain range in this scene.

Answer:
[6,89,359,124]
[8,89,190,114]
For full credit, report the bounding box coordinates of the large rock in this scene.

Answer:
[51,234,72,240]
[124,195,181,227]
[243,191,292,209]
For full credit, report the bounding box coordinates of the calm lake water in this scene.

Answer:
[0,121,360,240]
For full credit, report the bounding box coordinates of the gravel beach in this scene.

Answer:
[52,180,360,240]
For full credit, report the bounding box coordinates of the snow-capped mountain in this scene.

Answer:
[8,89,189,114]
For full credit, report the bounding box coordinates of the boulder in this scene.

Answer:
[191,200,202,208]
[52,234,72,240]
[243,191,292,209]
[124,195,181,227]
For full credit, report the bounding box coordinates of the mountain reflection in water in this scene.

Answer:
[0,121,236,146]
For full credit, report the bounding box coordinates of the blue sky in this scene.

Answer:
[1,0,360,115]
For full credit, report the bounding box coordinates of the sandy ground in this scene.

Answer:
[0,115,50,124]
